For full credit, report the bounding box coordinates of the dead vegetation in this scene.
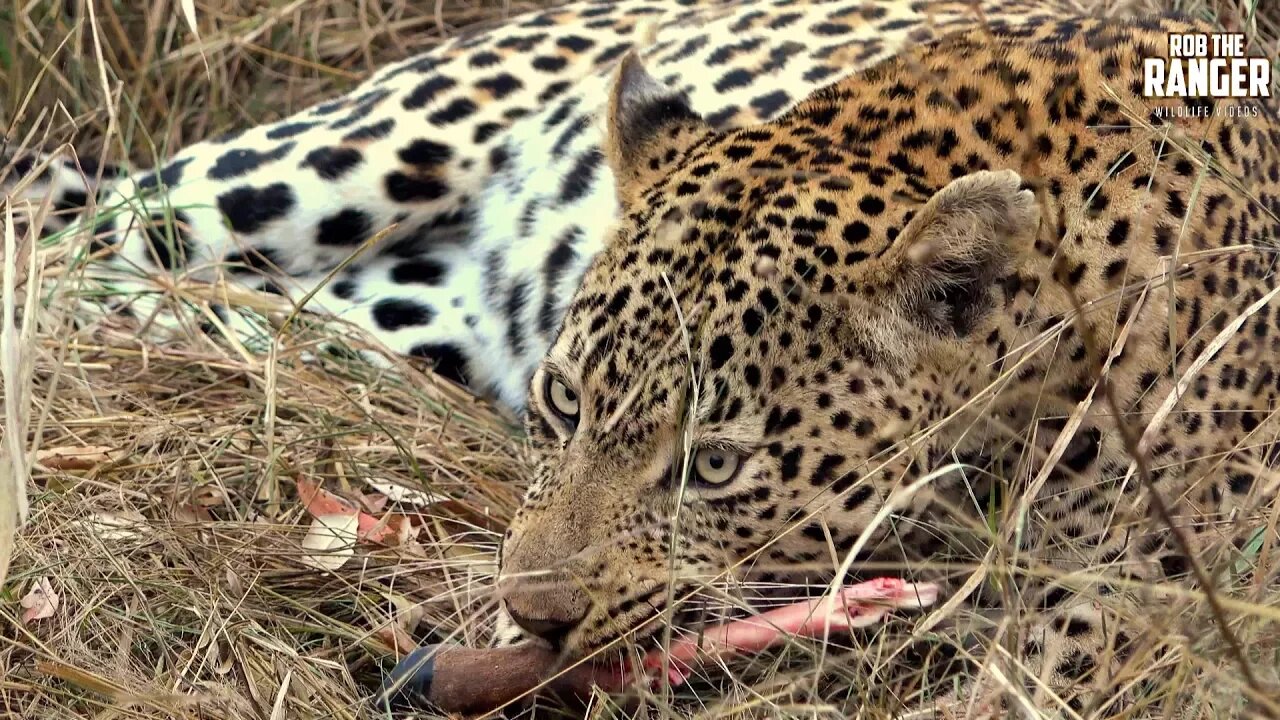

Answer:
[0,0,1278,718]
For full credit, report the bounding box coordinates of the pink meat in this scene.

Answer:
[607,578,940,688]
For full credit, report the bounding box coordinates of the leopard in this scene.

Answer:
[5,0,1276,714]
[1,0,1090,413]
[494,12,1280,716]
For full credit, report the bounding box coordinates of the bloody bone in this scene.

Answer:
[377,578,939,715]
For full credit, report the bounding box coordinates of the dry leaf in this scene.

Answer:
[299,513,359,572]
[297,478,414,546]
[359,493,389,514]
[382,590,427,634]
[372,621,419,654]
[189,483,228,508]
[370,590,426,654]
[82,511,150,541]
[36,445,117,472]
[296,478,358,516]
[173,504,213,524]
[21,576,59,623]
[41,474,81,494]
[225,568,243,596]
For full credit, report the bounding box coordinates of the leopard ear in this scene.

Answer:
[887,170,1040,337]
[604,53,708,205]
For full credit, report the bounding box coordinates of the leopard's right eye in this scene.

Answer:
[692,448,742,486]
[546,376,580,427]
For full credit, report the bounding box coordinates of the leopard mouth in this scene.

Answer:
[565,595,800,690]
[562,572,829,665]
[567,589,746,665]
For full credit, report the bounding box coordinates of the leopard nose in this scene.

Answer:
[506,606,585,648]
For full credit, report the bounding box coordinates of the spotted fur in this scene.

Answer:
[2,0,1084,411]
[498,14,1280,715]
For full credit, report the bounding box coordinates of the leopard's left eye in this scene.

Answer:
[546,376,580,424]
[692,448,742,486]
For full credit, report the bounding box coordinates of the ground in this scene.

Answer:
[0,1,1277,719]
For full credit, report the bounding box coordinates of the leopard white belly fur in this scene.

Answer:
[2,0,1086,412]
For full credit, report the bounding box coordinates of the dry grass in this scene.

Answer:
[1,3,550,718]
[1,0,558,163]
[0,0,1278,719]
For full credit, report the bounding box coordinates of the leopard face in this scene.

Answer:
[497,16,1280,665]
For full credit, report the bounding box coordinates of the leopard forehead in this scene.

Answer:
[551,146,909,432]
[503,12,1279,657]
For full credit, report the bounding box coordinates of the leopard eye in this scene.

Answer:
[692,448,741,486]
[546,377,580,422]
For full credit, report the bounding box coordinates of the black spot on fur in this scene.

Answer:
[331,278,357,300]
[558,150,602,205]
[475,72,524,99]
[749,90,791,118]
[1063,617,1092,637]
[714,68,753,92]
[469,52,501,69]
[1228,471,1255,494]
[532,55,569,72]
[391,259,447,285]
[316,209,373,246]
[1106,218,1130,246]
[429,98,479,125]
[705,105,740,128]
[537,80,573,104]
[842,221,870,244]
[709,335,735,370]
[136,158,192,191]
[142,211,194,270]
[9,153,35,178]
[403,76,457,110]
[809,454,846,487]
[216,184,296,234]
[372,298,435,331]
[88,216,118,252]
[556,35,594,53]
[551,115,593,159]
[398,139,453,168]
[1055,650,1096,681]
[489,144,511,173]
[473,122,504,144]
[780,448,804,482]
[409,343,469,385]
[266,121,319,139]
[301,147,363,180]
[54,189,88,214]
[208,142,296,181]
[67,155,125,180]
[594,42,629,66]
[506,279,532,357]
[342,118,396,143]
[385,172,449,202]
[224,246,282,274]
[843,485,874,511]
[538,227,581,336]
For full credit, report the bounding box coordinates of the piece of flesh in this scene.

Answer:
[634,578,941,686]
[376,578,940,714]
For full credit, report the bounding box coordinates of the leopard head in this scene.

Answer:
[496,54,1041,658]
